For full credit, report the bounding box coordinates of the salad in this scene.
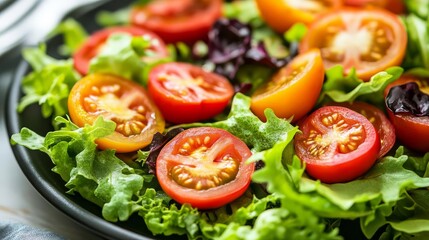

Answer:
[9,0,429,239]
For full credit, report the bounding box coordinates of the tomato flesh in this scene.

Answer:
[73,26,168,75]
[130,0,222,43]
[300,8,407,81]
[294,106,380,183]
[331,102,395,158]
[156,127,254,209]
[148,62,234,124]
[68,73,165,153]
[251,49,325,122]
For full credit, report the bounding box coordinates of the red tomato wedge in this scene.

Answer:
[130,0,222,43]
[251,49,325,122]
[156,127,254,209]
[385,75,429,152]
[148,62,234,124]
[294,106,380,183]
[68,73,165,153]
[300,8,407,81]
[255,0,343,33]
[73,26,168,75]
[331,102,395,158]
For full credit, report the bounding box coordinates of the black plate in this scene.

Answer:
[6,1,175,239]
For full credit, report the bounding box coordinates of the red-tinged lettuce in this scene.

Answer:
[206,18,296,81]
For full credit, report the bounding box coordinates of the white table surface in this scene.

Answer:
[0,0,108,239]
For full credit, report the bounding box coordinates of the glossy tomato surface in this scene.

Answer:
[251,49,325,122]
[385,75,429,152]
[156,127,254,209]
[68,73,165,153]
[331,101,395,158]
[343,0,406,14]
[300,8,407,81]
[294,106,380,183]
[130,0,222,43]
[255,0,342,33]
[148,62,234,124]
[73,26,168,75]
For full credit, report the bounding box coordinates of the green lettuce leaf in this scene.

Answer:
[89,33,171,85]
[49,18,88,56]
[174,93,299,152]
[401,13,429,72]
[11,116,147,221]
[318,66,403,107]
[18,45,80,118]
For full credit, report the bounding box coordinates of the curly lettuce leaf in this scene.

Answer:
[89,33,171,85]
[49,18,88,56]
[18,45,80,118]
[318,66,403,107]
[252,138,429,238]
[11,116,147,221]
[174,93,299,152]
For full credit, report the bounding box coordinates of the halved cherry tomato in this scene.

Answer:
[330,102,395,158]
[251,49,324,122]
[385,75,429,152]
[255,0,342,33]
[73,26,168,75]
[156,127,254,209]
[300,8,407,81]
[68,73,165,153]
[130,0,222,43]
[294,106,380,183]
[148,62,234,124]
[343,0,406,14]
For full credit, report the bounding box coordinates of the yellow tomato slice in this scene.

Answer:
[255,0,342,33]
[251,49,325,122]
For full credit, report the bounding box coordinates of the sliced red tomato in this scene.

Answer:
[148,62,234,124]
[73,26,168,75]
[385,75,429,152]
[331,102,395,158]
[156,127,254,209]
[294,106,380,183]
[343,0,406,14]
[130,0,222,43]
[251,49,325,122]
[255,0,343,33]
[68,73,165,153]
[300,8,407,81]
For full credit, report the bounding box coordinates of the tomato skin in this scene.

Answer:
[130,0,222,43]
[156,127,254,209]
[251,49,325,122]
[73,26,168,75]
[68,73,165,153]
[330,102,395,158]
[343,0,406,14]
[294,106,380,183]
[255,0,342,33]
[300,8,407,81]
[386,110,429,152]
[385,76,429,152]
[148,62,234,124]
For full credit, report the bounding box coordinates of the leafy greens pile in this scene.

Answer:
[10,0,429,239]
